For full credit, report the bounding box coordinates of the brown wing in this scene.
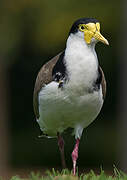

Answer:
[33,52,62,119]
[99,66,106,99]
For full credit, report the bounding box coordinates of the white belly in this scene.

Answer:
[37,81,103,138]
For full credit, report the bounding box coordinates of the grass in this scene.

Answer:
[9,168,127,180]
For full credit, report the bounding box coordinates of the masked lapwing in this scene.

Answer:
[33,17,108,175]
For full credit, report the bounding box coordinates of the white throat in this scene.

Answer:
[64,33,98,90]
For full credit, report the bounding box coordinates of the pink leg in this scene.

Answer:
[71,138,80,175]
[57,133,66,169]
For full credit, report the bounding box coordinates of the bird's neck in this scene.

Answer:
[64,34,98,89]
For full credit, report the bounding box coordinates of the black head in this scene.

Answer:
[69,17,99,34]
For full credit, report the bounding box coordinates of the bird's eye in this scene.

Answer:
[79,25,85,32]
[81,26,84,30]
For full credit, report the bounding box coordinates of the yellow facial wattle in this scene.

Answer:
[78,22,109,45]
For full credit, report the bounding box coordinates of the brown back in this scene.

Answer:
[99,66,106,99]
[33,52,62,118]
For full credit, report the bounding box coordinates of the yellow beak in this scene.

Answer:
[93,31,109,45]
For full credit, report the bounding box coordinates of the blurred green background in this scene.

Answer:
[0,0,126,176]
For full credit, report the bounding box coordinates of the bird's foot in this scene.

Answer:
[72,138,80,175]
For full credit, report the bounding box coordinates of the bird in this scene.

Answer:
[33,17,108,175]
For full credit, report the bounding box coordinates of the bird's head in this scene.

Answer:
[69,18,109,46]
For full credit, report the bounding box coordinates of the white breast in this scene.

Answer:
[65,33,98,90]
